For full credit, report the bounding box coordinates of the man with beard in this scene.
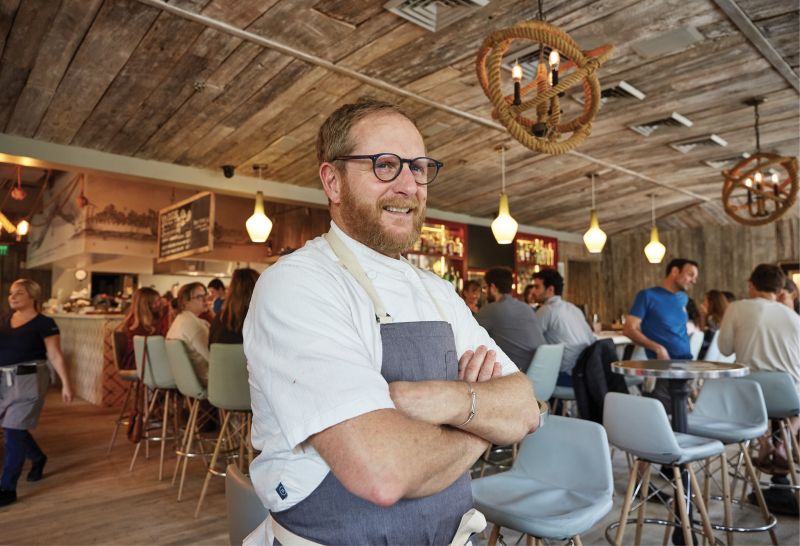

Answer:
[476,267,546,373]
[623,258,699,408]
[243,98,539,545]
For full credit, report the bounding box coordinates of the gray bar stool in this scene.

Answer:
[604,392,722,546]
[129,335,180,481]
[686,378,777,545]
[195,343,253,518]
[166,339,211,501]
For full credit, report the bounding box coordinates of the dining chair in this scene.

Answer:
[473,415,614,545]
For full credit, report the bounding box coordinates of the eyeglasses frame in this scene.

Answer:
[332,153,443,185]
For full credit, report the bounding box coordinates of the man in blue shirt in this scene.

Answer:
[624,258,699,407]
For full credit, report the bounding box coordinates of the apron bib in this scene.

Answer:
[271,230,474,545]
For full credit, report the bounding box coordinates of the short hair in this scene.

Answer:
[749,263,785,293]
[462,279,481,293]
[532,269,564,296]
[665,258,699,277]
[207,278,225,291]
[176,282,206,312]
[11,278,42,312]
[484,267,513,294]
[316,98,414,164]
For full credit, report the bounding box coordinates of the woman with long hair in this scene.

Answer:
[116,287,166,370]
[701,289,729,330]
[210,269,259,345]
[0,279,73,506]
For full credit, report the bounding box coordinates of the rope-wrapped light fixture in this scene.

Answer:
[722,97,798,226]
[476,1,613,156]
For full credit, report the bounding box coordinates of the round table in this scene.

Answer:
[611,359,749,545]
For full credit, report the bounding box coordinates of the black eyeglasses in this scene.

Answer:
[333,153,443,185]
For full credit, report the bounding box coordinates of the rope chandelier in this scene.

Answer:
[722,97,798,226]
[476,1,613,155]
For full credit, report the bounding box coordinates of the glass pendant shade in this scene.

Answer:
[246,191,273,243]
[16,219,30,236]
[644,226,666,264]
[491,193,518,244]
[583,209,607,253]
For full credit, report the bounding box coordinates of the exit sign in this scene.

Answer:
[0,245,8,256]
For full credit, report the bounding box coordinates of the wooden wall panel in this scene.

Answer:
[591,217,800,323]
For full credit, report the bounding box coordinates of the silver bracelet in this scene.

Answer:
[457,381,477,427]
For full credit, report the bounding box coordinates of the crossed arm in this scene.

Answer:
[309,346,539,507]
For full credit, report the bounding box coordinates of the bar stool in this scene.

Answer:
[686,378,777,545]
[480,344,563,476]
[166,339,211,501]
[195,343,253,518]
[472,415,614,545]
[747,371,800,506]
[129,335,180,481]
[603,392,722,546]
[107,330,139,454]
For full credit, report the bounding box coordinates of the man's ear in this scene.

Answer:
[320,163,343,205]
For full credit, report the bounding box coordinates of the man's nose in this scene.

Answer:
[391,162,419,194]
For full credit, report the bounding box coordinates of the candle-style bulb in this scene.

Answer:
[548,50,560,69]
[512,60,522,105]
[511,61,523,82]
[770,172,779,183]
[754,171,763,184]
[744,177,753,188]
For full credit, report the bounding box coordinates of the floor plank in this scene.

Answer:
[2,391,797,545]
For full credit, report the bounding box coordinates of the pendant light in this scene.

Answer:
[643,194,666,264]
[491,146,518,244]
[582,172,606,253]
[246,165,273,243]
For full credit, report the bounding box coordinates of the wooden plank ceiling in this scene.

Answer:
[0,0,797,235]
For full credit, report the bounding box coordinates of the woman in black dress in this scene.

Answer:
[0,279,73,507]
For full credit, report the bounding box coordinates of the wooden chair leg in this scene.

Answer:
[778,419,800,508]
[158,390,171,481]
[195,411,230,517]
[129,387,158,472]
[177,399,200,501]
[635,462,651,546]
[573,536,583,546]
[740,442,779,546]
[672,465,694,546]
[718,453,733,546]
[487,523,500,546]
[107,380,134,454]
[615,459,640,546]
[689,464,717,546]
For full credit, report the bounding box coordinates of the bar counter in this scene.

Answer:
[50,313,125,407]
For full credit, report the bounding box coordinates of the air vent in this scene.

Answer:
[629,112,693,137]
[631,27,704,58]
[669,134,728,154]
[384,0,490,32]
[703,153,749,169]
[572,80,645,105]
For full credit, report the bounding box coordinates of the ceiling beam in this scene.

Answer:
[136,0,714,207]
[712,0,800,93]
[0,132,584,243]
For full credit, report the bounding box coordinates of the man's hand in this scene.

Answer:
[653,344,670,360]
[458,345,503,382]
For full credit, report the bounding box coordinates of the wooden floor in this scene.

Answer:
[2,391,798,545]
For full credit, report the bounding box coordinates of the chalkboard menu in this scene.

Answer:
[157,192,215,262]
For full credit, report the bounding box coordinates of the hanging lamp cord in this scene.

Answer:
[590,173,596,209]
[500,147,506,193]
[753,101,761,155]
[538,0,545,21]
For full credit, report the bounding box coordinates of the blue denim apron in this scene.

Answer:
[271,231,474,544]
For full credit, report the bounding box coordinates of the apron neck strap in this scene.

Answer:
[324,229,450,324]
[324,231,393,324]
